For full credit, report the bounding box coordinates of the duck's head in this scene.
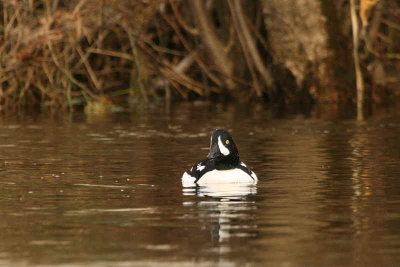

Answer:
[207,129,239,162]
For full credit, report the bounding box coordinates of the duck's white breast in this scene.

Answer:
[182,168,257,186]
[182,172,197,186]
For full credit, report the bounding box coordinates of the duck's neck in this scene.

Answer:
[214,155,240,170]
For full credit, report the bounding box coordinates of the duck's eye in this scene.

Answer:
[225,140,230,145]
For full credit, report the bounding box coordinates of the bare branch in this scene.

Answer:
[169,0,199,35]
[190,1,235,90]
[229,0,275,96]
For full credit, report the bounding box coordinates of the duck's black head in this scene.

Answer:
[207,129,239,169]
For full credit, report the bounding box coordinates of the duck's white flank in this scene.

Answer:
[181,168,257,186]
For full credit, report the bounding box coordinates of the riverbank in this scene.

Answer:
[1,1,399,112]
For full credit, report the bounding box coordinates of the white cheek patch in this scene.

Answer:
[218,136,230,156]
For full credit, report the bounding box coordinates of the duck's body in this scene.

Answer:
[182,129,257,186]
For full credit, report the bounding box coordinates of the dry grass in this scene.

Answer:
[0,0,261,112]
[0,0,163,111]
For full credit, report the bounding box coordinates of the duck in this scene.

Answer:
[182,129,257,185]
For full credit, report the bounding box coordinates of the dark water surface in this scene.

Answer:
[1,103,400,266]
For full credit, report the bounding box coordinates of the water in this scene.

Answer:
[1,103,400,266]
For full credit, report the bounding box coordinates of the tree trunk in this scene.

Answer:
[262,0,350,102]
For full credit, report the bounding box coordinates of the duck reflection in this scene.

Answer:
[182,184,258,243]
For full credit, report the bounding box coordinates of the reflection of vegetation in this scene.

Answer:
[0,0,399,112]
